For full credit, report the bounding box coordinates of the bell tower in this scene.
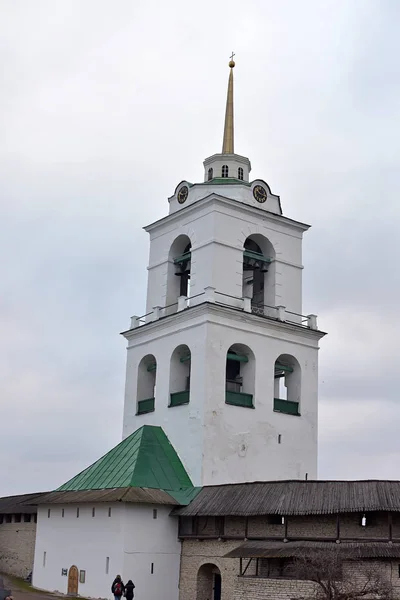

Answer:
[122,58,325,487]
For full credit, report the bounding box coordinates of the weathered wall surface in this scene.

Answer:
[0,521,37,577]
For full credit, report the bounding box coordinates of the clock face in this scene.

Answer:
[253,185,267,203]
[177,185,189,204]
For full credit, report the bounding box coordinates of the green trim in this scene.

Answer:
[207,177,250,186]
[227,352,248,363]
[174,251,191,265]
[243,249,272,264]
[147,364,157,372]
[275,363,294,373]
[274,398,300,416]
[180,355,191,363]
[225,391,254,408]
[137,398,155,414]
[57,425,193,493]
[170,391,190,407]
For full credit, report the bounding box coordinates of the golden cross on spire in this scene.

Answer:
[223,54,235,153]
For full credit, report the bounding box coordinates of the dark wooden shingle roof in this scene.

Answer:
[0,492,47,514]
[174,480,400,517]
[225,541,400,559]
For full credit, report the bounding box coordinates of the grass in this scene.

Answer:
[1,574,90,600]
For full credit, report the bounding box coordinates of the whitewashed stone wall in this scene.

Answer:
[0,520,37,578]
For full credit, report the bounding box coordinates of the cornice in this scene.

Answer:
[144,194,310,233]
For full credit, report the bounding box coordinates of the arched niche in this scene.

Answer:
[242,234,276,312]
[274,354,301,416]
[225,343,255,409]
[166,235,192,311]
[136,354,157,415]
[169,344,191,407]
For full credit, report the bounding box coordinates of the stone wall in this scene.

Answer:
[0,521,37,577]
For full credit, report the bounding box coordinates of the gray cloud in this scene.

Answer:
[1,0,400,493]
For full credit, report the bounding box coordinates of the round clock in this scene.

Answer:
[177,186,189,204]
[253,185,267,203]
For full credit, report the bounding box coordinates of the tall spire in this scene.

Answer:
[222,53,235,154]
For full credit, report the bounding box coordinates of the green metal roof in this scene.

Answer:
[57,426,193,496]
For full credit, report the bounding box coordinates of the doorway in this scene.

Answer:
[196,563,222,600]
[213,573,221,600]
[67,565,79,595]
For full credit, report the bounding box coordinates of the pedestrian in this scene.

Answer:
[124,580,135,600]
[111,574,125,600]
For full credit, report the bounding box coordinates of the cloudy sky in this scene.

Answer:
[1,0,400,495]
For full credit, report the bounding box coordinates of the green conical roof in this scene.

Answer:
[57,426,193,497]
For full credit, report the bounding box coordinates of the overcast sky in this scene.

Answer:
[1,0,400,495]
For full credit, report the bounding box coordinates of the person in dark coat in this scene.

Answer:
[111,575,125,600]
[124,580,135,600]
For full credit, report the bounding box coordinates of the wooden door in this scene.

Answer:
[68,565,79,595]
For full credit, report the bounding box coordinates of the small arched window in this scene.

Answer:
[137,354,157,415]
[225,344,255,408]
[208,168,213,181]
[169,345,191,407]
[222,165,229,178]
[238,167,244,180]
[274,355,301,416]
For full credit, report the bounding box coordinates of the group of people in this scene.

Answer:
[111,575,135,600]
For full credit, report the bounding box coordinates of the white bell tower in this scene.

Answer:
[122,58,325,487]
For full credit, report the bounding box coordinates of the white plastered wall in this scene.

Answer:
[123,304,321,487]
[32,503,181,600]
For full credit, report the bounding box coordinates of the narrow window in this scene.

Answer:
[5,515,12,523]
[361,514,367,527]
[47,509,51,519]
[43,551,47,567]
[79,570,86,584]
[305,472,308,481]
[106,557,110,575]
[61,509,65,518]
[34,514,37,523]
[15,513,21,523]
[398,564,400,578]
[151,563,154,574]
[208,167,213,181]
[153,509,158,519]
[92,507,96,517]
[24,514,31,523]
[222,165,229,177]
[278,434,282,444]
[76,507,80,518]
[238,167,244,180]
[0,516,3,524]
[108,507,112,517]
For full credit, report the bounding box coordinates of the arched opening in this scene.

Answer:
[166,235,192,310]
[238,167,244,180]
[274,354,301,416]
[222,165,229,178]
[225,344,255,408]
[137,354,157,415]
[169,344,191,407]
[243,235,275,313]
[196,563,221,600]
[208,167,213,181]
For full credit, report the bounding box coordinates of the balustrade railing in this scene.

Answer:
[129,289,318,331]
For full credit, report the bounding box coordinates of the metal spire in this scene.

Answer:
[222,53,235,154]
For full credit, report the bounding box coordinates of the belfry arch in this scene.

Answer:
[242,234,275,312]
[274,354,301,416]
[166,235,192,309]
